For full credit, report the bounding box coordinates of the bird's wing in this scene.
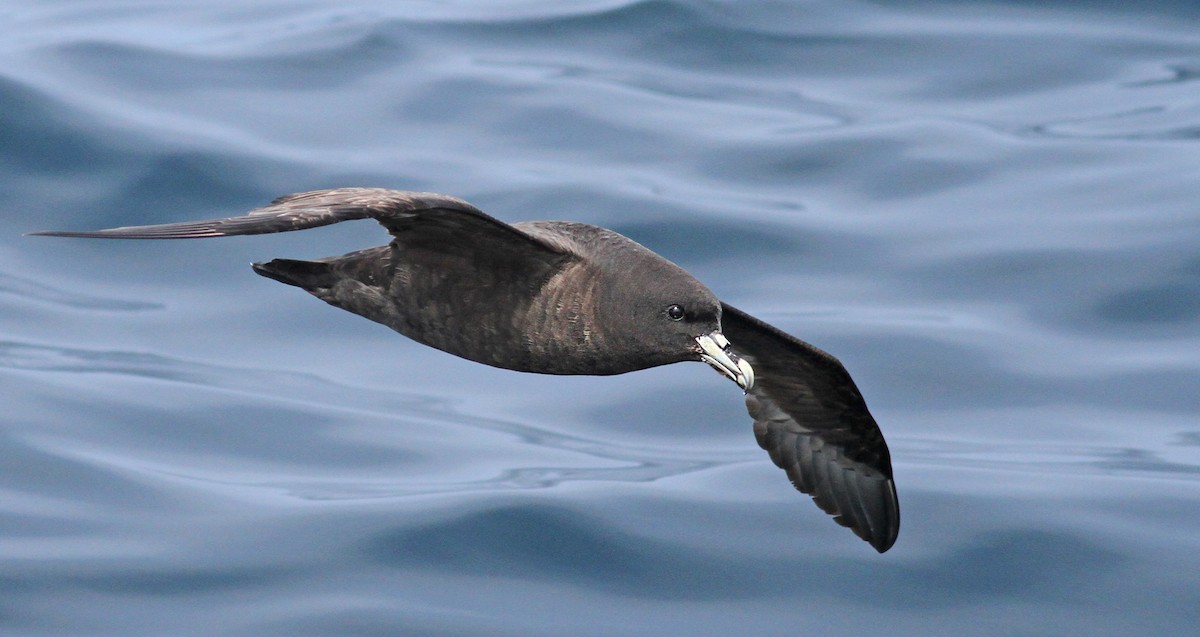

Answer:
[720,302,899,553]
[29,188,566,256]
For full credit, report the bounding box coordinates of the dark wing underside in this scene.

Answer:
[29,188,561,253]
[720,303,899,552]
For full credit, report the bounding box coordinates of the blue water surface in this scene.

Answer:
[2,1,1198,635]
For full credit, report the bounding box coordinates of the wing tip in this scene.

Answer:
[868,523,900,553]
[870,539,893,553]
[862,479,901,553]
[26,227,224,239]
[27,230,147,239]
[27,230,87,238]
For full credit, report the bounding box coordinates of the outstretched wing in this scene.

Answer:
[29,188,555,251]
[721,303,899,553]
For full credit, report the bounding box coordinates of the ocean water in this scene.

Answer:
[2,0,1198,634]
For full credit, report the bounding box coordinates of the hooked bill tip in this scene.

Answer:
[696,332,754,392]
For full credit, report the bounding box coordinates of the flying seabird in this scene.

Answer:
[33,188,900,552]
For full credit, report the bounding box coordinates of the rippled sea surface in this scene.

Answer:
[2,1,1198,634]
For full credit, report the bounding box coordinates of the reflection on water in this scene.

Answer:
[2,0,1199,635]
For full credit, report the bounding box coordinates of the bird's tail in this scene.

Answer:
[251,248,398,332]
[251,259,337,289]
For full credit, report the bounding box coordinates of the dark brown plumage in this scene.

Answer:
[32,188,899,552]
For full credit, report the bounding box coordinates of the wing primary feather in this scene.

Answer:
[27,188,558,247]
[723,302,899,552]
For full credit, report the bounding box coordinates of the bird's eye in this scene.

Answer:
[666,304,685,321]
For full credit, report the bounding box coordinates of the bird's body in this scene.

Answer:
[33,188,900,552]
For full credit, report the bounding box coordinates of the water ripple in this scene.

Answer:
[0,341,743,499]
[0,271,160,311]
[3,0,1200,633]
